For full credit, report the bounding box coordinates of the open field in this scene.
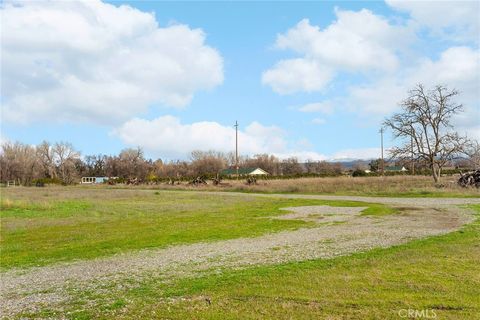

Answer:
[0,188,397,270]
[112,208,480,320]
[1,187,479,319]
[131,175,479,198]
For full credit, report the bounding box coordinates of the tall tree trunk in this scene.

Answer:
[432,163,440,183]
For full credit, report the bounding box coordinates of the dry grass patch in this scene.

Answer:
[150,175,480,197]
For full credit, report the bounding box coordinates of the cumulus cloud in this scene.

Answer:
[344,46,480,138]
[413,47,479,93]
[386,0,480,43]
[262,9,412,93]
[346,79,407,115]
[112,116,336,161]
[261,59,333,94]
[113,116,289,159]
[276,13,404,71]
[1,0,223,124]
[414,47,480,138]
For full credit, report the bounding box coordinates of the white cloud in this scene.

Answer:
[299,102,333,114]
[386,0,480,42]
[413,47,479,92]
[1,0,223,124]
[262,10,412,93]
[112,116,335,161]
[415,47,479,138]
[113,116,289,159]
[343,46,480,138]
[347,79,406,115]
[265,5,479,142]
[311,118,326,125]
[261,59,333,94]
[277,14,404,71]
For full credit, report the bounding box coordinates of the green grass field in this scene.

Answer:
[135,205,480,320]
[0,189,392,270]
[33,205,479,320]
[2,187,479,319]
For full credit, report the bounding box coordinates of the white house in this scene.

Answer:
[220,167,269,176]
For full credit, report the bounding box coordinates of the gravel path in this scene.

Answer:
[276,206,368,223]
[0,193,478,317]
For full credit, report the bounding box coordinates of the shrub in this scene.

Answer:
[352,169,367,177]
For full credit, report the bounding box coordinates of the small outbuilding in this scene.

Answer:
[80,177,110,184]
[220,167,269,176]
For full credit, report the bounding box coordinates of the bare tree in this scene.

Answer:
[37,141,57,179]
[159,160,192,179]
[84,154,107,176]
[384,84,469,182]
[0,142,40,185]
[280,157,304,176]
[190,150,227,176]
[305,160,343,176]
[53,142,81,184]
[116,147,150,180]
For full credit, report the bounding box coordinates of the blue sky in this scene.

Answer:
[1,0,479,160]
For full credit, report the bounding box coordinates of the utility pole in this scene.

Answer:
[410,131,415,175]
[234,121,239,179]
[380,127,384,176]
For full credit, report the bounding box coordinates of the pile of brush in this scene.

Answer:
[189,176,207,186]
[458,170,480,188]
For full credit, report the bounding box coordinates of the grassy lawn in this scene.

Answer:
[39,205,479,320]
[0,189,393,270]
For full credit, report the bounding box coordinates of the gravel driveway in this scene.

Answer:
[1,193,478,318]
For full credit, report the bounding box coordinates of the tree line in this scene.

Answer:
[0,143,345,185]
[1,140,476,186]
